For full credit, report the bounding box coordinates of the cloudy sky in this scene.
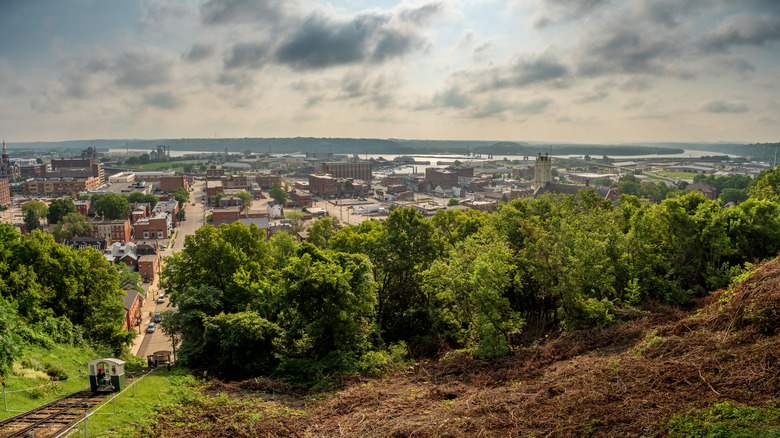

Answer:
[1,0,778,144]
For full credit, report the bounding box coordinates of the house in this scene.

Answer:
[268,201,284,219]
[685,182,718,200]
[133,213,171,240]
[105,242,139,270]
[91,218,132,244]
[67,236,110,251]
[135,240,161,281]
[73,199,91,217]
[122,289,143,331]
[137,254,160,282]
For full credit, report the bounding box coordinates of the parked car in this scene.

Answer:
[153,312,162,323]
[146,322,156,333]
[157,294,166,304]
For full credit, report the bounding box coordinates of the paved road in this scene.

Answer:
[134,180,208,360]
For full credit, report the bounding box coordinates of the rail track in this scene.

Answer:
[0,369,147,438]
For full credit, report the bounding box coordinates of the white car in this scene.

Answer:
[157,294,166,304]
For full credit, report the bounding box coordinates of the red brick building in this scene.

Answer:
[308,173,338,197]
[288,191,313,208]
[137,254,161,282]
[159,176,188,193]
[133,215,171,239]
[92,218,132,244]
[22,176,102,196]
[256,174,281,189]
[322,161,372,180]
[425,168,458,188]
[0,178,10,207]
[74,199,91,216]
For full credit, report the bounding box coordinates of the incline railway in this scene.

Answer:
[0,368,148,438]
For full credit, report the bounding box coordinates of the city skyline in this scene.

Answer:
[0,0,778,144]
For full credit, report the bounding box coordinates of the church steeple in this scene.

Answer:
[2,140,8,165]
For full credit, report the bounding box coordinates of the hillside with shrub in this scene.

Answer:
[128,256,780,436]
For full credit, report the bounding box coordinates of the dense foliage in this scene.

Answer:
[161,177,780,382]
[0,226,133,375]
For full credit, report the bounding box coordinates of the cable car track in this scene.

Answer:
[0,369,148,438]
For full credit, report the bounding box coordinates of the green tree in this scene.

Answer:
[24,209,41,232]
[0,297,21,375]
[162,222,270,313]
[126,192,158,208]
[52,212,94,240]
[285,211,306,235]
[202,312,281,375]
[719,188,748,205]
[617,174,641,196]
[269,181,288,207]
[212,193,225,208]
[424,230,523,358]
[591,177,614,188]
[21,200,49,224]
[47,198,76,224]
[94,193,132,220]
[447,198,459,206]
[305,217,338,248]
[173,187,189,204]
[161,285,226,366]
[749,166,780,202]
[278,244,376,366]
[234,190,253,209]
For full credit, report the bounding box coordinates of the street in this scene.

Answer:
[133,179,207,360]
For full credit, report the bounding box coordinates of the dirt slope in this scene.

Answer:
[142,259,780,437]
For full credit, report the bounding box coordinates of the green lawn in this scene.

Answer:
[1,343,100,419]
[655,171,697,179]
[1,341,197,438]
[72,368,198,437]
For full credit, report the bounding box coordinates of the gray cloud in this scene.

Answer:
[182,43,216,63]
[471,40,492,61]
[143,92,183,110]
[477,52,569,90]
[701,100,749,113]
[113,50,173,89]
[619,76,654,92]
[533,0,611,28]
[200,0,287,25]
[700,14,780,53]
[433,86,471,109]
[574,90,608,104]
[275,14,389,70]
[397,2,446,25]
[576,23,681,77]
[224,43,269,70]
[140,1,196,30]
[468,97,552,119]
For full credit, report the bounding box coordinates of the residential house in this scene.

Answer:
[268,201,284,219]
[122,289,143,331]
[67,236,110,251]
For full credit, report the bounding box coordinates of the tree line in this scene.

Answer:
[0,227,136,375]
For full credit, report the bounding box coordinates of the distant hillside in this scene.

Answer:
[475,142,685,156]
[17,138,776,158]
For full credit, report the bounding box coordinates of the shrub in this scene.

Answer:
[44,361,69,380]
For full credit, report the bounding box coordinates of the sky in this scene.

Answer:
[0,0,779,144]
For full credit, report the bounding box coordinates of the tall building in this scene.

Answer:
[0,141,21,180]
[322,161,372,180]
[533,152,552,190]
